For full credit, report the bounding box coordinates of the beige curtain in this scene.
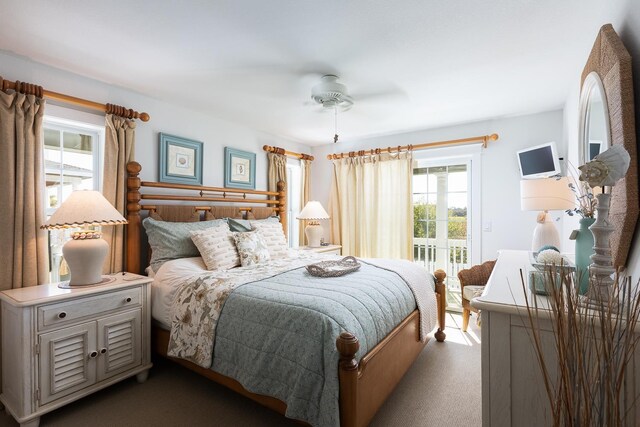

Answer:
[267,152,287,194]
[102,114,135,274]
[0,87,48,290]
[329,152,413,259]
[299,159,311,245]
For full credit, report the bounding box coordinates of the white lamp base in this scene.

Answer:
[531,211,561,251]
[63,237,109,286]
[305,223,324,248]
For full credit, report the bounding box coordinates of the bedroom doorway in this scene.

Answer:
[413,157,476,312]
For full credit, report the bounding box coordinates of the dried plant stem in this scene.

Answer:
[521,266,640,426]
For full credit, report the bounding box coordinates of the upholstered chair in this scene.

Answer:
[457,260,496,332]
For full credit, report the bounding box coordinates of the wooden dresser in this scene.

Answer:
[472,250,640,426]
[0,273,153,427]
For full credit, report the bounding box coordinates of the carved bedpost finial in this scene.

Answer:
[434,269,446,286]
[336,332,360,371]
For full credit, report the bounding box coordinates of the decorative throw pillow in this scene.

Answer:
[142,217,225,272]
[250,220,289,259]
[233,231,271,266]
[190,223,240,271]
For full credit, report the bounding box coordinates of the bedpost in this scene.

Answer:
[126,161,142,274]
[277,180,287,238]
[336,332,359,427]
[433,269,447,342]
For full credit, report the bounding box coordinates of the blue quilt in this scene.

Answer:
[211,262,422,426]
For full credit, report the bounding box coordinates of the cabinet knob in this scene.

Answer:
[89,351,98,359]
[57,311,67,319]
[100,348,107,355]
[125,297,132,303]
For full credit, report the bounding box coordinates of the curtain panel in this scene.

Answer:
[329,152,413,260]
[102,114,136,274]
[267,152,287,195]
[0,90,48,291]
[299,158,311,245]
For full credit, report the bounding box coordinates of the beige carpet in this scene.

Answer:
[0,313,481,427]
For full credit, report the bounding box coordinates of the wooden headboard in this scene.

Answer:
[125,161,287,274]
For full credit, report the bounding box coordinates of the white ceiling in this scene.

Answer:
[0,0,615,145]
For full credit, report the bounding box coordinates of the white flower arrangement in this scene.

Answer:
[536,249,564,265]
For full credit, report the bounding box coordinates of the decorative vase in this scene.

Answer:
[575,217,596,295]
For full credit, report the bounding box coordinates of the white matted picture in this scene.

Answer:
[224,147,256,189]
[159,133,203,185]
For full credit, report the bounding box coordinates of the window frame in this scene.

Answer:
[42,115,105,282]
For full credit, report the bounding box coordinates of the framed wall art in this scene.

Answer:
[224,147,256,189]
[159,133,203,185]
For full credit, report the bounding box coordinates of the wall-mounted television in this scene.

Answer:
[517,142,561,179]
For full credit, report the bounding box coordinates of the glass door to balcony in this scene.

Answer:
[413,161,472,311]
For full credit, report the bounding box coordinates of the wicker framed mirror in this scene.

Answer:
[579,24,638,268]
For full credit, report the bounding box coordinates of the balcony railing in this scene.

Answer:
[413,237,469,291]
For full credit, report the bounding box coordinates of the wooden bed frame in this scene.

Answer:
[124,161,447,427]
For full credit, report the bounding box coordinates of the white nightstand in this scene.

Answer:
[0,273,153,427]
[298,244,342,255]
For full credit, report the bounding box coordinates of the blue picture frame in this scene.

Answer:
[224,147,256,189]
[159,133,203,185]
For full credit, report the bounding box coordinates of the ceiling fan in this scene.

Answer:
[307,74,407,143]
[310,74,354,112]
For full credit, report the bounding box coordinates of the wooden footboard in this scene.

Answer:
[336,269,447,427]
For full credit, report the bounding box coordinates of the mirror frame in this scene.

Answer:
[578,71,611,164]
[580,24,638,268]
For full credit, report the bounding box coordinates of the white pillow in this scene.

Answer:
[190,222,240,271]
[250,220,289,259]
[233,231,271,266]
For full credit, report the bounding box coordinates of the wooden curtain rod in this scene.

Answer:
[0,77,150,122]
[326,133,499,160]
[263,145,314,161]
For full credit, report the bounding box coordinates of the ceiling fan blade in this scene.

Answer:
[352,88,409,104]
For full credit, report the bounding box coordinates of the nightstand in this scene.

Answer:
[0,273,153,427]
[298,244,342,255]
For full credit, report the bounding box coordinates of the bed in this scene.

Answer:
[124,161,447,427]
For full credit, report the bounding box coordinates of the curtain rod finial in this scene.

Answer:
[139,112,150,122]
[489,133,499,141]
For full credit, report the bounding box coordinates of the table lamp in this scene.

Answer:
[41,190,127,286]
[520,177,575,251]
[297,201,330,247]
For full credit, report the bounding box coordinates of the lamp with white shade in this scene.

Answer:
[520,177,575,251]
[41,190,127,286]
[297,201,330,248]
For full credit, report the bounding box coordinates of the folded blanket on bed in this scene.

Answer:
[167,255,437,427]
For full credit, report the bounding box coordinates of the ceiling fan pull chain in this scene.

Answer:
[334,106,339,143]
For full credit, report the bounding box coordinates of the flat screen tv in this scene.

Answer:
[517,142,561,179]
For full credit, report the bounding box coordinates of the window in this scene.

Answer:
[43,117,104,282]
[286,161,302,248]
[412,148,481,312]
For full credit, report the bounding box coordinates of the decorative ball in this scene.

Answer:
[538,245,560,253]
[536,249,564,265]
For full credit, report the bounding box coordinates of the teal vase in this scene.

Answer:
[575,217,596,295]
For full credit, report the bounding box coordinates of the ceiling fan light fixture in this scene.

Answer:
[311,75,354,111]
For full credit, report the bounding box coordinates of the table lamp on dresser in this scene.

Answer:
[41,190,128,286]
[520,177,575,251]
[297,201,330,248]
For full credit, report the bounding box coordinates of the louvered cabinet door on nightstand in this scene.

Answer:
[38,322,97,406]
[0,273,152,427]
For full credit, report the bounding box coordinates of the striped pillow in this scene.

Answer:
[190,222,240,271]
[250,220,289,259]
